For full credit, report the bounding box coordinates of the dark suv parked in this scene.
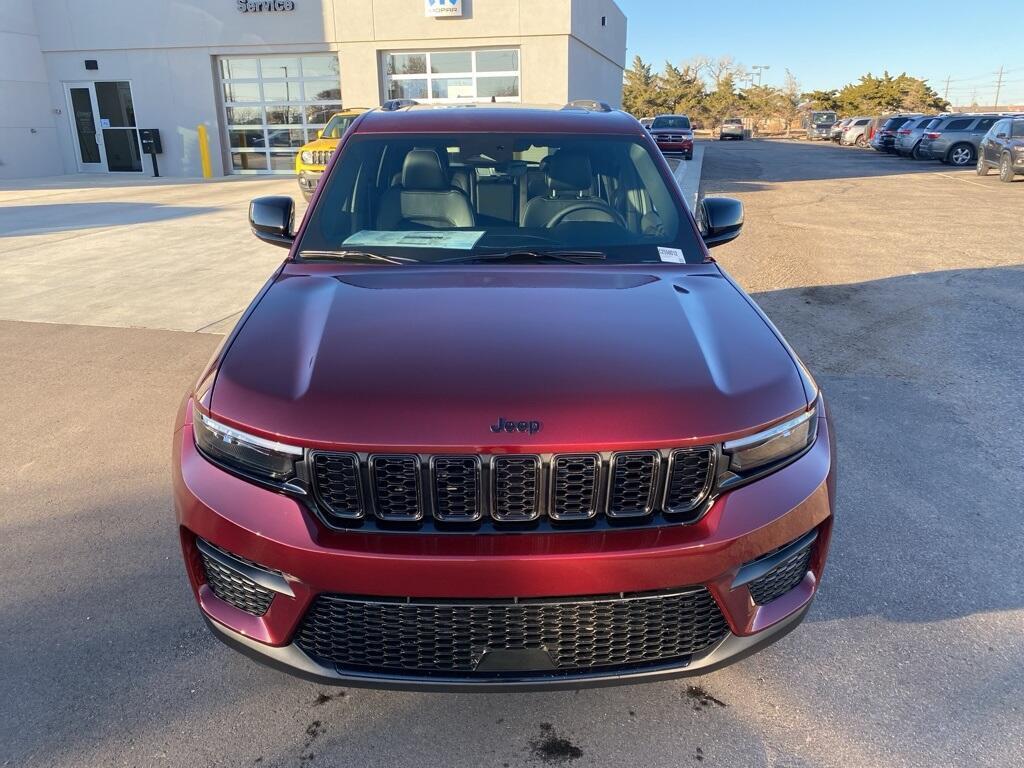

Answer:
[977,117,1024,182]
[173,103,835,690]
[917,114,1000,166]
[869,114,920,153]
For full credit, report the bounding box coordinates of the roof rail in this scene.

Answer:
[380,98,418,111]
[562,99,614,112]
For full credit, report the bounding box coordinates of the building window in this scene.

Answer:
[384,49,520,104]
[219,54,342,174]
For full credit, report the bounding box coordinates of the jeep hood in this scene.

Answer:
[210,264,808,450]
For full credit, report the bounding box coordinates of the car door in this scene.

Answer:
[983,120,1008,163]
[971,117,997,152]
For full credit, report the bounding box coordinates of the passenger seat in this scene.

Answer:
[376,149,476,229]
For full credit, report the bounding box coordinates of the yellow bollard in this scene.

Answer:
[197,123,213,179]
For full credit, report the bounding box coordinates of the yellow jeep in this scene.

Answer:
[295,108,367,200]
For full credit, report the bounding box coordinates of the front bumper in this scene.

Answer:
[296,168,324,193]
[173,400,836,689]
[655,140,694,154]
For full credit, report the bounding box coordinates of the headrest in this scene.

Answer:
[402,149,448,191]
[545,151,593,192]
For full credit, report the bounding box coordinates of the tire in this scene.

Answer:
[999,153,1015,183]
[855,134,867,148]
[911,141,924,160]
[947,143,974,167]
[976,154,989,176]
[685,152,693,161]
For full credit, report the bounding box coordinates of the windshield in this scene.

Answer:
[297,133,702,264]
[812,112,836,124]
[651,116,691,130]
[724,118,743,125]
[321,115,358,139]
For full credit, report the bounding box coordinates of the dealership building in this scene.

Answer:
[0,0,626,179]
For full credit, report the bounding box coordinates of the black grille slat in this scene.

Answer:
[312,452,363,521]
[550,455,600,520]
[749,544,813,605]
[433,457,481,521]
[608,452,659,518]
[199,552,274,616]
[492,456,541,521]
[370,455,422,521]
[295,588,729,677]
[664,448,714,516]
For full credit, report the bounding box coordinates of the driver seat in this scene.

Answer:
[521,151,621,228]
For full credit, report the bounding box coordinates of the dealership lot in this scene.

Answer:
[1,140,1021,767]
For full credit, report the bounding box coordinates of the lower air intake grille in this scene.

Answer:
[294,587,729,677]
[199,548,274,616]
[748,544,813,605]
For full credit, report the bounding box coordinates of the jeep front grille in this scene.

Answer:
[310,149,332,166]
[309,447,716,531]
[294,586,729,677]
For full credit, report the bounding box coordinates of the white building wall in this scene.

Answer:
[22,0,625,179]
[0,0,62,178]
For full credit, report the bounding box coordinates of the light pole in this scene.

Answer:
[751,64,770,86]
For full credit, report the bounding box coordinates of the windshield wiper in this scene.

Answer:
[299,249,418,265]
[436,249,608,265]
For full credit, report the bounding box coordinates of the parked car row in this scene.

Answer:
[829,112,1024,180]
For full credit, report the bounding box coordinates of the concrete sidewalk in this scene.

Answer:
[0,152,710,335]
[666,143,704,212]
[0,175,303,334]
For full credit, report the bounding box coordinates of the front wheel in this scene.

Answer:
[1000,153,1015,183]
[976,154,990,176]
[948,143,974,167]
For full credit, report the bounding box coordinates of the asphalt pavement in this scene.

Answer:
[1,140,1021,768]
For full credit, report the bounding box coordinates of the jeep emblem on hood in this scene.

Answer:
[490,417,542,435]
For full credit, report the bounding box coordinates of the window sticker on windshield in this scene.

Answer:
[343,230,485,250]
[658,247,685,263]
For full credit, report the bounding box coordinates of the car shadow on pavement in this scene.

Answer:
[0,202,221,237]
[749,265,1024,627]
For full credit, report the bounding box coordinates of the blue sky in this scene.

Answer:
[616,0,1024,106]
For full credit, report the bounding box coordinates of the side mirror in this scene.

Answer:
[996,132,1008,139]
[317,129,324,138]
[249,196,295,249]
[699,196,743,248]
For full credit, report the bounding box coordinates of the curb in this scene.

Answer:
[669,144,705,212]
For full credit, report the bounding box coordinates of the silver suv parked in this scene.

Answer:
[894,116,940,159]
[916,114,1001,166]
[841,117,872,147]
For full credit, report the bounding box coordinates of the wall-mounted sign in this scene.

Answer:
[425,0,462,18]
[237,0,295,13]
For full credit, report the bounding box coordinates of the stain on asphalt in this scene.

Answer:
[529,722,583,763]
[313,691,346,706]
[694,746,705,762]
[298,720,325,763]
[685,685,727,711]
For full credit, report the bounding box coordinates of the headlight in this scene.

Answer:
[193,406,301,481]
[723,407,817,474]
[300,150,313,165]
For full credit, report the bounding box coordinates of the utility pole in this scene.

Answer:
[993,65,1004,108]
[943,75,951,102]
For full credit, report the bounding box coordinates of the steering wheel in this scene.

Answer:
[545,203,628,230]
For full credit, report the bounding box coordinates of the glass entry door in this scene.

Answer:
[63,81,143,172]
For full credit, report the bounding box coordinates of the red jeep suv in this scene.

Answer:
[173,103,835,690]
